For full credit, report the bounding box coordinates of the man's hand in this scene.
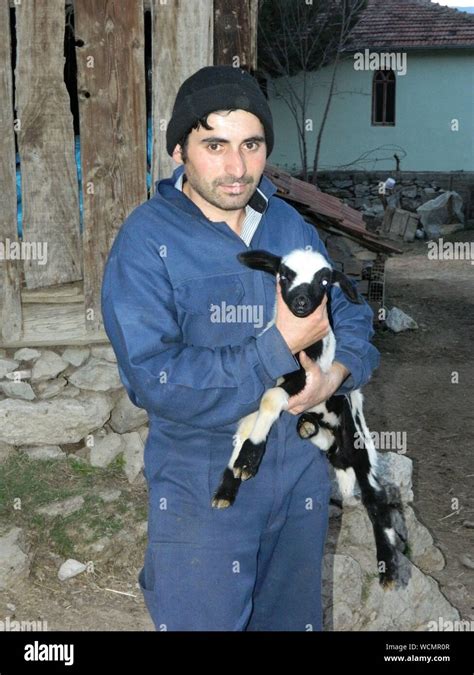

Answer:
[286,352,350,415]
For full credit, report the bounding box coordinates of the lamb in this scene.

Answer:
[211,247,404,588]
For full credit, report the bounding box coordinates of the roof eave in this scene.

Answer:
[343,44,474,52]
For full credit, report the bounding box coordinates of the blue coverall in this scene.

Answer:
[101,165,380,631]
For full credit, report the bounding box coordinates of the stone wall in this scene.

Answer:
[0,344,148,482]
[315,171,474,226]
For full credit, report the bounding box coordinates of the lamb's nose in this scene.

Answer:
[295,295,310,309]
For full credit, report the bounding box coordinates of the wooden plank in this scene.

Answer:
[0,302,108,348]
[12,0,153,8]
[75,0,147,333]
[151,0,213,184]
[0,0,22,342]
[305,210,402,253]
[15,0,82,290]
[214,0,258,69]
[287,204,402,254]
[22,281,83,304]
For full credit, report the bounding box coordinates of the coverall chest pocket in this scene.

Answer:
[174,274,255,347]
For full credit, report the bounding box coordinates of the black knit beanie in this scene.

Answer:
[166,65,274,157]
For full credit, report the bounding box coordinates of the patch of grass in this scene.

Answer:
[68,459,98,477]
[48,494,124,557]
[116,500,129,515]
[49,517,78,558]
[0,454,76,517]
[110,454,126,472]
[133,504,148,521]
[87,513,124,539]
[69,454,126,481]
[0,452,144,560]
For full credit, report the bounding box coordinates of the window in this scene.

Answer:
[372,69,395,126]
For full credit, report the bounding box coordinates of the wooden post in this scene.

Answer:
[0,0,22,342]
[15,0,82,290]
[75,0,147,333]
[213,0,258,70]
[151,0,213,185]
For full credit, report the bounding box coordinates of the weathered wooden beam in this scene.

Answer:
[75,0,147,333]
[0,281,107,347]
[10,0,152,8]
[15,0,82,290]
[151,0,213,184]
[214,0,258,69]
[0,0,22,342]
[21,281,83,304]
[0,301,108,348]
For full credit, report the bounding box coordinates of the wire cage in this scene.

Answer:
[366,253,386,323]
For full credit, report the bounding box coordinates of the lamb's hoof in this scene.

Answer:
[211,468,240,508]
[380,573,396,590]
[232,465,243,479]
[232,463,255,481]
[378,558,398,589]
[298,421,317,439]
[212,496,232,509]
[232,440,264,481]
[297,413,321,439]
[235,460,257,481]
[379,552,409,590]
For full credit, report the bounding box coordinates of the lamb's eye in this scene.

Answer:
[280,275,287,282]
[321,279,329,287]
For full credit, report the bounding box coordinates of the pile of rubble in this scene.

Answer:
[316,176,466,241]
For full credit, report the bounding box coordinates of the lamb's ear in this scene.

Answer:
[331,269,363,303]
[237,250,281,276]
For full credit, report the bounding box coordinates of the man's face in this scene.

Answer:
[172,109,267,213]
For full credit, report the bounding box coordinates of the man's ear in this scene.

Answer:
[237,250,281,276]
[331,269,363,304]
[171,144,184,165]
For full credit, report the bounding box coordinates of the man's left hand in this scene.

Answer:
[286,351,350,415]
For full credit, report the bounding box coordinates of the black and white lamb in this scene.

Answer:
[211,247,404,588]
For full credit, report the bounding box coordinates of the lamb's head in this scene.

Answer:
[237,247,362,317]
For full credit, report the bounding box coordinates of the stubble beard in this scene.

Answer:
[184,164,255,212]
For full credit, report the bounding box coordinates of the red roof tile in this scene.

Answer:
[344,0,474,50]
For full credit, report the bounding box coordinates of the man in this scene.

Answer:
[101,65,380,631]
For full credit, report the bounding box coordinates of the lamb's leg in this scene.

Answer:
[328,429,399,587]
[297,404,358,505]
[297,406,338,451]
[341,392,404,588]
[211,411,258,509]
[233,386,289,480]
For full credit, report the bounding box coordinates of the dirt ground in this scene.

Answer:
[367,229,474,622]
[0,458,155,631]
[0,230,472,631]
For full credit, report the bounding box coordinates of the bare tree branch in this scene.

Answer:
[257,0,367,182]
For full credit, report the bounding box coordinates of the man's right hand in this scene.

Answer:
[275,282,330,355]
